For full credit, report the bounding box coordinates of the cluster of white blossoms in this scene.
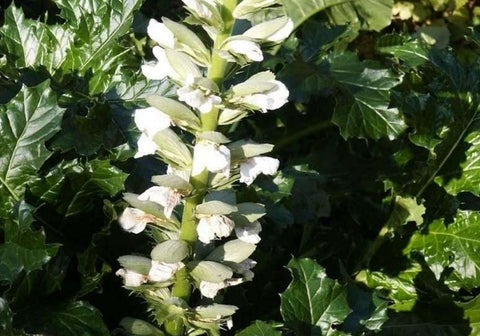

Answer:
[116,0,293,334]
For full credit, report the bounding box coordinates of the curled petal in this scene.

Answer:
[239,156,279,185]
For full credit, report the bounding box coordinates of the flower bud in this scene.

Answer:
[244,17,294,42]
[219,36,263,64]
[229,71,289,112]
[233,0,278,19]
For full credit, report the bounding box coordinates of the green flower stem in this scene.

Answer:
[165,2,237,335]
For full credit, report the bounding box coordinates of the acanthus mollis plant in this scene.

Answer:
[114,0,293,335]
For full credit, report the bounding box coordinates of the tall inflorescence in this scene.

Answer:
[116,1,293,335]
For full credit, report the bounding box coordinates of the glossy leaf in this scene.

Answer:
[404,210,480,291]
[0,81,65,213]
[329,52,405,140]
[280,258,351,335]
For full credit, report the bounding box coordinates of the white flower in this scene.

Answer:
[244,17,294,42]
[135,133,159,158]
[147,19,175,48]
[118,207,154,234]
[167,165,191,181]
[235,221,262,244]
[148,261,184,282]
[197,215,235,243]
[142,46,200,83]
[230,71,289,112]
[239,156,279,185]
[134,107,171,138]
[138,186,182,218]
[116,268,148,287]
[233,0,277,19]
[199,281,226,298]
[220,38,263,63]
[232,259,257,281]
[178,85,221,113]
[182,0,217,20]
[141,47,172,80]
[192,142,231,177]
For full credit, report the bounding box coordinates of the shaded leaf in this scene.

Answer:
[0,81,65,213]
[280,258,351,335]
[329,52,405,140]
[236,321,281,336]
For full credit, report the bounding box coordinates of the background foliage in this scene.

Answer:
[1,0,480,335]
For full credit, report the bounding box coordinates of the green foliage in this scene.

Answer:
[2,0,480,335]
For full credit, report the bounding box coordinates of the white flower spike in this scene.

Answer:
[239,156,280,185]
[197,215,235,243]
[118,207,154,234]
[235,221,262,244]
[138,186,182,218]
[192,142,231,177]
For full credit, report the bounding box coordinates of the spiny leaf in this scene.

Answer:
[280,258,351,335]
[0,201,59,284]
[0,6,73,72]
[0,81,65,214]
[329,52,405,140]
[236,321,281,336]
[404,210,480,291]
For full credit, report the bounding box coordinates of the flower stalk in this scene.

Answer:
[116,1,294,335]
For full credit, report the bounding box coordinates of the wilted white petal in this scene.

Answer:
[135,133,159,158]
[138,186,181,218]
[232,259,257,281]
[148,261,184,282]
[134,107,171,138]
[116,268,148,287]
[239,156,279,185]
[147,19,175,47]
[199,281,225,298]
[235,221,262,244]
[192,143,231,177]
[197,215,235,243]
[118,207,152,234]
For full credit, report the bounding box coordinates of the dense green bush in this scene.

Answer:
[1,0,480,335]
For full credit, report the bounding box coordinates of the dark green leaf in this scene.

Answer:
[404,210,480,291]
[281,0,393,31]
[236,321,281,336]
[0,201,59,283]
[329,52,405,140]
[280,258,351,335]
[0,81,65,213]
